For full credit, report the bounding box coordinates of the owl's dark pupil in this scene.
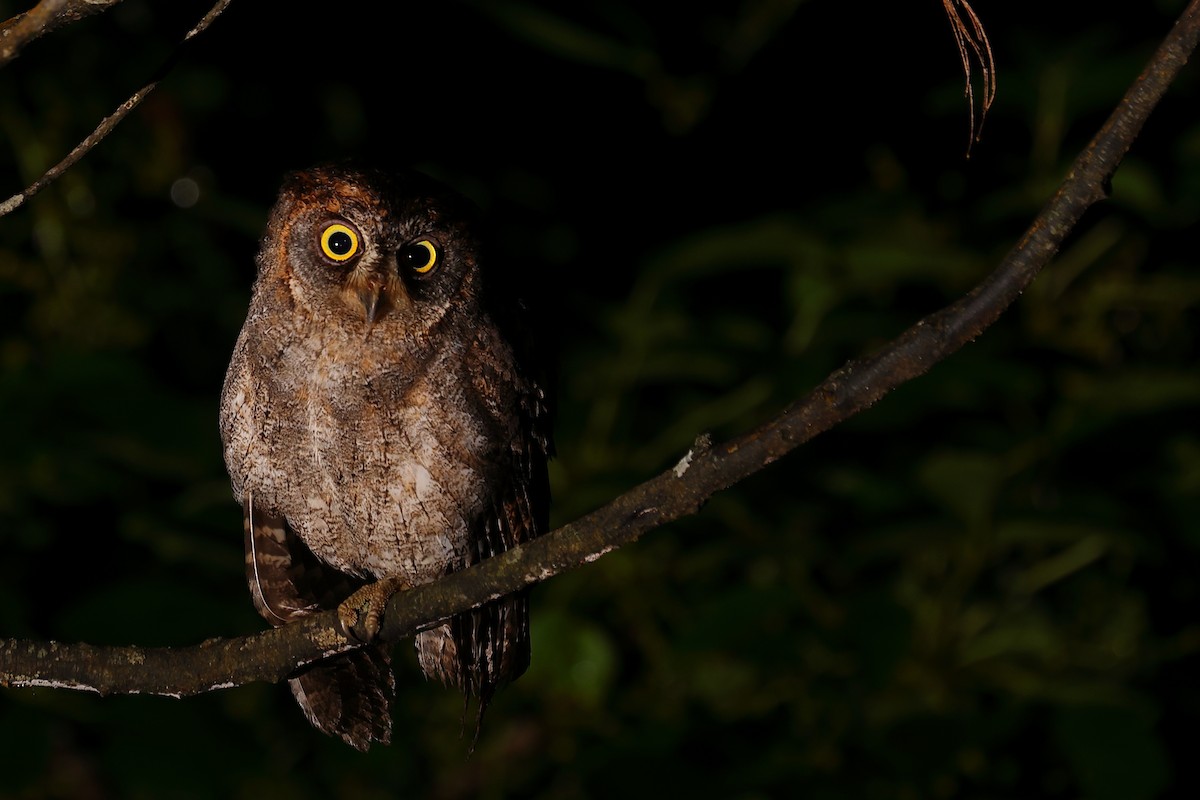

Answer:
[328,231,353,255]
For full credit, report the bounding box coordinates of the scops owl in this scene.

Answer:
[219,164,552,750]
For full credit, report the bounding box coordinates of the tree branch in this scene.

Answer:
[0,0,233,218]
[0,0,123,68]
[2,0,1198,698]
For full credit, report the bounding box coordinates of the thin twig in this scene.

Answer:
[0,0,234,218]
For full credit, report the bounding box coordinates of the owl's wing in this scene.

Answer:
[243,491,365,623]
[438,369,553,728]
[243,493,395,751]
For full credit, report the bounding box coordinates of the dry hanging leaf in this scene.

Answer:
[943,0,996,155]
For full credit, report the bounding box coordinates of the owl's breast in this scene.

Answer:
[222,327,505,584]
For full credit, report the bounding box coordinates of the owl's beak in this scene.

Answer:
[346,256,404,324]
[358,284,383,325]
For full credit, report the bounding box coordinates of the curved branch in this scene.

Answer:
[0,0,233,218]
[2,0,1199,697]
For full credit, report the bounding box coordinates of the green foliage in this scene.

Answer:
[1,0,1198,797]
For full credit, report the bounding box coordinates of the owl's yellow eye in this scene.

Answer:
[320,223,360,262]
[401,240,438,275]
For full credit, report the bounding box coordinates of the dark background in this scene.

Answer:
[1,1,1198,797]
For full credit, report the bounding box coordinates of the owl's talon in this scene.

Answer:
[337,578,409,644]
[336,603,366,643]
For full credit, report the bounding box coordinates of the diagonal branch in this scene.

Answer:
[0,0,234,218]
[2,0,1199,698]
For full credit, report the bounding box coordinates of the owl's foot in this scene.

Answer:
[337,577,410,644]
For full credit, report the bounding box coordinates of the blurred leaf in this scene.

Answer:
[917,450,1004,530]
[1054,706,1170,800]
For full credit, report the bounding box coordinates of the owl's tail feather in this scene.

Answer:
[241,500,393,749]
[289,645,395,751]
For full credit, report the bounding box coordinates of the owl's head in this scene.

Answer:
[257,164,483,330]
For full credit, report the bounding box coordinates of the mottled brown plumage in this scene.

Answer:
[219,165,551,750]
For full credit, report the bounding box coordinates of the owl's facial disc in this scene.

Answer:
[312,213,446,324]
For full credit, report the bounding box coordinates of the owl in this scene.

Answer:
[219,164,552,750]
